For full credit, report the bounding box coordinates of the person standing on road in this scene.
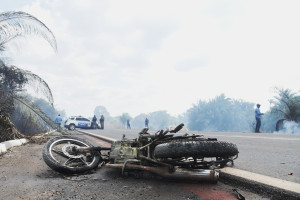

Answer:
[100,115,105,129]
[92,115,97,129]
[127,119,131,129]
[55,114,62,132]
[145,117,149,128]
[255,104,264,133]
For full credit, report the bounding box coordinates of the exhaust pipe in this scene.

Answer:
[106,163,219,183]
[160,167,219,183]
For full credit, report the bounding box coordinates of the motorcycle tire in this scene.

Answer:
[154,140,238,158]
[43,136,101,174]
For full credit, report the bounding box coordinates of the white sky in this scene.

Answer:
[1,0,300,117]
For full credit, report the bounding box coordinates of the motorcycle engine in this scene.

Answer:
[109,140,138,163]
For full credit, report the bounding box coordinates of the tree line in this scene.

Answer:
[93,88,300,134]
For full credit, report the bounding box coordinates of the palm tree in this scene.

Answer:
[0,11,57,142]
[271,88,300,131]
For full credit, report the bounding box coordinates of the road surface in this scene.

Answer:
[83,128,300,184]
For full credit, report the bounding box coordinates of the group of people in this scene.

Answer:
[55,106,263,133]
[54,114,149,132]
[126,117,149,129]
[92,115,105,129]
[54,114,105,131]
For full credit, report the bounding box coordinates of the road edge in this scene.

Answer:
[219,170,300,200]
[0,138,28,154]
[77,129,116,143]
[0,130,57,154]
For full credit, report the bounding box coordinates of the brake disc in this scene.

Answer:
[62,144,83,159]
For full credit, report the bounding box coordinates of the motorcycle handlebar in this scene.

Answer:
[139,127,149,135]
[161,123,184,136]
[170,123,184,133]
[141,123,184,138]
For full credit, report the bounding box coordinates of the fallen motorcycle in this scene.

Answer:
[43,123,238,182]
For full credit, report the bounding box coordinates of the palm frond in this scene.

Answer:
[0,11,57,51]
[271,88,300,122]
[0,61,54,106]
[22,68,54,106]
[0,60,28,90]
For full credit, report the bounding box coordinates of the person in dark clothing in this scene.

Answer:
[145,118,149,128]
[100,115,105,129]
[92,115,97,129]
[127,119,131,129]
[255,104,264,133]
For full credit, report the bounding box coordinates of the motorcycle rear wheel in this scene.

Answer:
[154,140,238,158]
[43,136,101,174]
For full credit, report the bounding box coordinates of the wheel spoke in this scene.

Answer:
[52,149,69,159]
[80,157,89,166]
[64,158,76,166]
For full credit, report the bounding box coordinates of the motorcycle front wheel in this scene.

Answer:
[43,136,101,174]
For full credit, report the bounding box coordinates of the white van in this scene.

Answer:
[64,116,92,130]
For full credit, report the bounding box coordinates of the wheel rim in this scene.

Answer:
[69,125,75,130]
[49,138,97,168]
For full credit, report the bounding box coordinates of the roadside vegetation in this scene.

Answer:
[0,11,59,142]
[266,88,300,133]
[186,94,254,132]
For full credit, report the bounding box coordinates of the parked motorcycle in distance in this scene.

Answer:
[43,123,239,183]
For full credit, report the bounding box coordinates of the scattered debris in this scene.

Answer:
[97,161,105,168]
[63,176,108,182]
[36,174,57,179]
[29,130,70,144]
[29,136,50,144]
[232,189,245,200]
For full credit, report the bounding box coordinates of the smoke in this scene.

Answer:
[274,121,300,134]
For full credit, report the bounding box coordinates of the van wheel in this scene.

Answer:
[69,124,75,131]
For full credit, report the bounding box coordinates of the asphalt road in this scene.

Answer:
[82,128,300,184]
